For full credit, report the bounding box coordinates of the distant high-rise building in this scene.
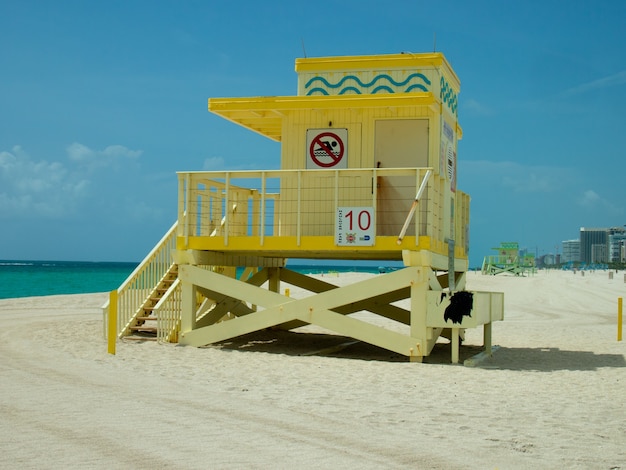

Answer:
[591,243,608,264]
[561,239,580,263]
[608,227,626,262]
[580,227,608,264]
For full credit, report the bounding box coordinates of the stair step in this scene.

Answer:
[125,263,178,340]
[130,325,157,332]
[124,334,157,341]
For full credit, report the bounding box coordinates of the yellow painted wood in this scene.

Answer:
[172,249,501,362]
[484,323,492,355]
[177,235,433,258]
[425,291,504,328]
[175,167,470,260]
[209,94,436,142]
[294,53,460,99]
[172,250,285,268]
[451,328,460,364]
[107,289,117,355]
[178,265,423,355]
[180,275,197,332]
[201,53,467,259]
[294,52,449,71]
[618,297,623,341]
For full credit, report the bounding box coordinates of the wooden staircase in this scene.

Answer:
[126,264,179,340]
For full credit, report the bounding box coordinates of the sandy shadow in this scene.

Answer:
[207,329,486,364]
[206,330,626,370]
[479,346,626,372]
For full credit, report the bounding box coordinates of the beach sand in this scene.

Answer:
[1,270,625,469]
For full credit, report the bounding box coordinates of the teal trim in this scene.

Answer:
[306,87,329,95]
[439,76,458,115]
[301,70,457,115]
[338,87,362,95]
[371,85,394,94]
[304,72,432,96]
[405,84,428,92]
[305,72,431,90]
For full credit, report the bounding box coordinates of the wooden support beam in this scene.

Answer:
[174,253,502,363]
[178,265,426,357]
[173,249,286,268]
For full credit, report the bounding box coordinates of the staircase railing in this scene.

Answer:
[155,278,182,343]
[102,220,178,339]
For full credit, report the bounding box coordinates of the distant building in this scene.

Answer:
[608,228,626,262]
[592,244,608,264]
[561,239,580,263]
[579,226,626,264]
[580,227,608,264]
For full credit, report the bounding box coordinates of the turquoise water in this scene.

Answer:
[0,260,139,299]
[0,260,399,299]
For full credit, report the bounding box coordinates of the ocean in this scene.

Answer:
[0,260,399,299]
[0,260,139,299]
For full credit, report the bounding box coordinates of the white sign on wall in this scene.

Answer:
[441,120,456,192]
[336,207,375,246]
[306,128,348,169]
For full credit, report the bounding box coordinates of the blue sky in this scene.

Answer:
[1,1,625,267]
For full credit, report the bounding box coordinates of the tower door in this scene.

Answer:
[374,119,429,236]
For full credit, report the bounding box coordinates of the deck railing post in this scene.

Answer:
[224,173,230,246]
[108,289,117,354]
[297,170,302,246]
[334,169,339,235]
[184,173,191,246]
[372,167,378,221]
[260,171,266,245]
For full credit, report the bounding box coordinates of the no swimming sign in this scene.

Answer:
[306,128,348,169]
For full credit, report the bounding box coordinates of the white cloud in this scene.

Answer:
[579,189,600,208]
[67,142,142,171]
[0,146,87,218]
[562,70,626,96]
[0,150,18,170]
[0,143,140,219]
[578,189,623,215]
[201,155,279,171]
[501,172,553,193]
[67,142,95,162]
[463,98,495,116]
[461,160,570,193]
[202,156,225,170]
[101,145,142,159]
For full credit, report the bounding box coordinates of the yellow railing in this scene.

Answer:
[155,278,181,343]
[176,168,469,256]
[102,220,178,339]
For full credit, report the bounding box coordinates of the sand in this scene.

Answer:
[0,269,625,469]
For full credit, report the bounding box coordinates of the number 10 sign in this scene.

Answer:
[335,207,375,246]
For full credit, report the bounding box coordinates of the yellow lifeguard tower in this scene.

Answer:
[104,52,504,363]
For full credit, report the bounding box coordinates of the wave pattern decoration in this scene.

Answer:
[439,76,458,115]
[305,73,431,96]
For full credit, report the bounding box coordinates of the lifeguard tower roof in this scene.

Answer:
[209,53,461,143]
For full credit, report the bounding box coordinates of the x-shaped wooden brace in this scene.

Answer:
[178,265,424,358]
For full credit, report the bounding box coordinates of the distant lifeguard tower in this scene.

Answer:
[482,242,536,276]
[104,53,504,363]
